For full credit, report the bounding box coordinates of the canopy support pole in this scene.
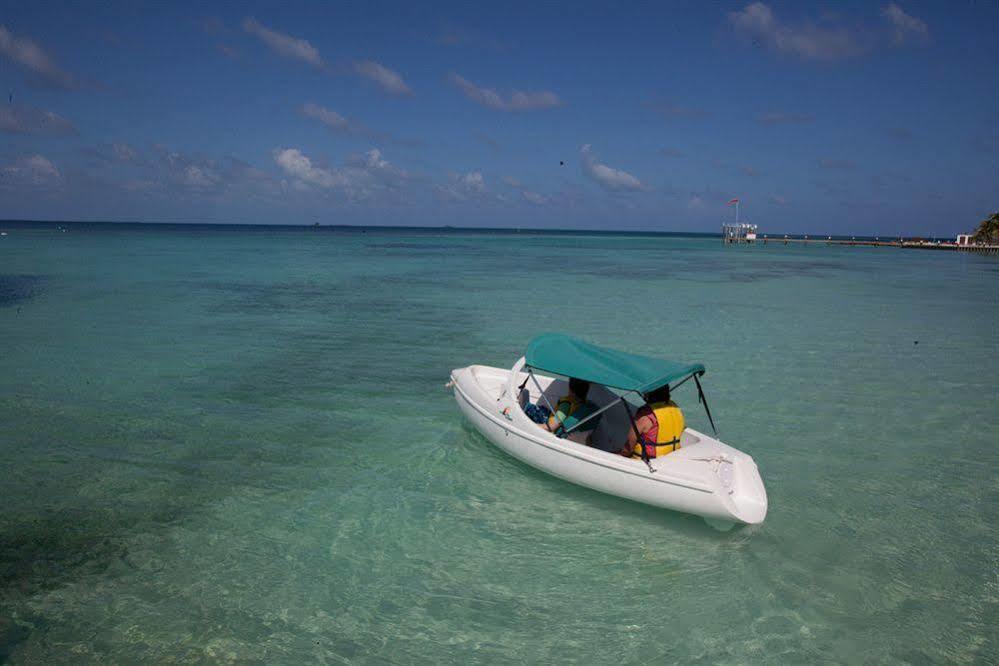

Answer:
[559,395,624,437]
[693,373,717,435]
[622,399,655,473]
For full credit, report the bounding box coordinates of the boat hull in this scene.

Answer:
[450,365,767,525]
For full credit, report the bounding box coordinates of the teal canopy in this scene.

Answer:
[525,333,705,394]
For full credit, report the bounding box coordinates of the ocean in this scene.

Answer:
[1,222,996,663]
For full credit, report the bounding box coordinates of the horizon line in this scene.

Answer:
[0,218,959,241]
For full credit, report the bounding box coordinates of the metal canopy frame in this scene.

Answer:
[523,365,717,439]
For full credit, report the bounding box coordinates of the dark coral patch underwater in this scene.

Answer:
[0,275,44,307]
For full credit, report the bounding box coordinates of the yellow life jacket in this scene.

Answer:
[633,401,685,458]
[555,394,582,417]
[549,394,581,433]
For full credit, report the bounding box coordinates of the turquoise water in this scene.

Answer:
[1,224,996,663]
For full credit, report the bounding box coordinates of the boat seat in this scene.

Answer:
[589,399,631,453]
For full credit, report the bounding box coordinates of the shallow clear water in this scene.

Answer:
[1,225,996,663]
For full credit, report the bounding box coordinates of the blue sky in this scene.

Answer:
[0,1,997,235]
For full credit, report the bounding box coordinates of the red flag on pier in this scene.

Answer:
[727,198,739,205]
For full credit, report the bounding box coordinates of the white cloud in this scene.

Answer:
[300,102,415,145]
[180,165,219,188]
[882,4,928,45]
[159,150,223,189]
[501,175,548,205]
[302,102,351,132]
[730,2,928,60]
[149,147,279,199]
[242,23,526,106]
[580,144,643,192]
[728,2,865,60]
[0,104,75,135]
[274,148,344,188]
[354,60,412,96]
[449,73,561,111]
[521,190,548,206]
[0,154,60,187]
[83,142,147,167]
[358,148,390,171]
[361,148,387,170]
[242,18,323,66]
[0,25,75,88]
[112,143,138,163]
[769,194,788,206]
[458,171,485,194]
[274,147,410,202]
[435,171,489,202]
[20,154,58,179]
[345,148,410,187]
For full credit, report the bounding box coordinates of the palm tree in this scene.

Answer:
[971,212,999,245]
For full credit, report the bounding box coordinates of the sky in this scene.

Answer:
[0,0,997,235]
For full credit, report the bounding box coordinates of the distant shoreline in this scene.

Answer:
[0,219,958,243]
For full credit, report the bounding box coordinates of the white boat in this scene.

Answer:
[449,334,768,526]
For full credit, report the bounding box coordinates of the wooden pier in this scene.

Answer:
[728,235,999,255]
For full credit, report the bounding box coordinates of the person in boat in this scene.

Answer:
[524,377,600,442]
[622,384,685,458]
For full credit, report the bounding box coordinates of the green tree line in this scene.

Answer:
[972,212,999,244]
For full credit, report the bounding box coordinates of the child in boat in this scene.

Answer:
[621,384,685,458]
[525,377,599,442]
